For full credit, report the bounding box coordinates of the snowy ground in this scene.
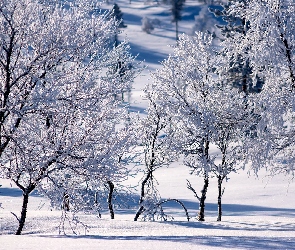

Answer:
[1,171,295,249]
[1,0,295,249]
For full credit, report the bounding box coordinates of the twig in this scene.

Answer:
[186,179,200,201]
[156,198,190,221]
[11,212,20,222]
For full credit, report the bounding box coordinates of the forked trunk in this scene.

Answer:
[197,176,209,221]
[134,171,152,221]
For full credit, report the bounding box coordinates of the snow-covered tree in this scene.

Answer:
[151,32,256,221]
[169,0,186,41]
[133,86,177,221]
[112,3,127,28]
[191,5,219,35]
[39,117,136,220]
[141,16,155,34]
[229,0,295,176]
[110,3,127,47]
[155,33,219,220]
[209,87,252,221]
[0,0,137,234]
[151,32,217,221]
[210,0,264,94]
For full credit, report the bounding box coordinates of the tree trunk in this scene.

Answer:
[134,206,145,221]
[16,192,30,235]
[275,16,295,91]
[217,175,223,221]
[134,171,152,221]
[107,180,115,219]
[197,175,209,221]
[176,20,179,42]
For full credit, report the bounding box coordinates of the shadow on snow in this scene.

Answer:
[38,235,295,249]
[153,199,295,219]
[128,41,168,65]
[0,187,39,197]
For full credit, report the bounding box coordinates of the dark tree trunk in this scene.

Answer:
[217,175,223,221]
[176,20,179,42]
[107,180,115,219]
[134,206,145,222]
[197,175,209,221]
[14,182,36,235]
[275,15,295,91]
[134,171,152,221]
[16,191,30,235]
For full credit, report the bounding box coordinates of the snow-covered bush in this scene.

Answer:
[141,16,154,34]
[191,5,218,34]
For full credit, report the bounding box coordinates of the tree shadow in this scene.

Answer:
[153,199,295,223]
[127,41,169,65]
[0,187,39,197]
[38,234,295,249]
[127,105,147,114]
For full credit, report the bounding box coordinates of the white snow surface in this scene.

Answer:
[1,0,295,249]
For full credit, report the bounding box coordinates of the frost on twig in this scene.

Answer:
[141,198,190,222]
[58,210,89,236]
[186,179,201,201]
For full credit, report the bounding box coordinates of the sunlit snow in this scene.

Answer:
[1,0,295,249]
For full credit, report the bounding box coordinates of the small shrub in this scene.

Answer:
[141,16,154,34]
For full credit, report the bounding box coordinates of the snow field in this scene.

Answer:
[1,0,295,249]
